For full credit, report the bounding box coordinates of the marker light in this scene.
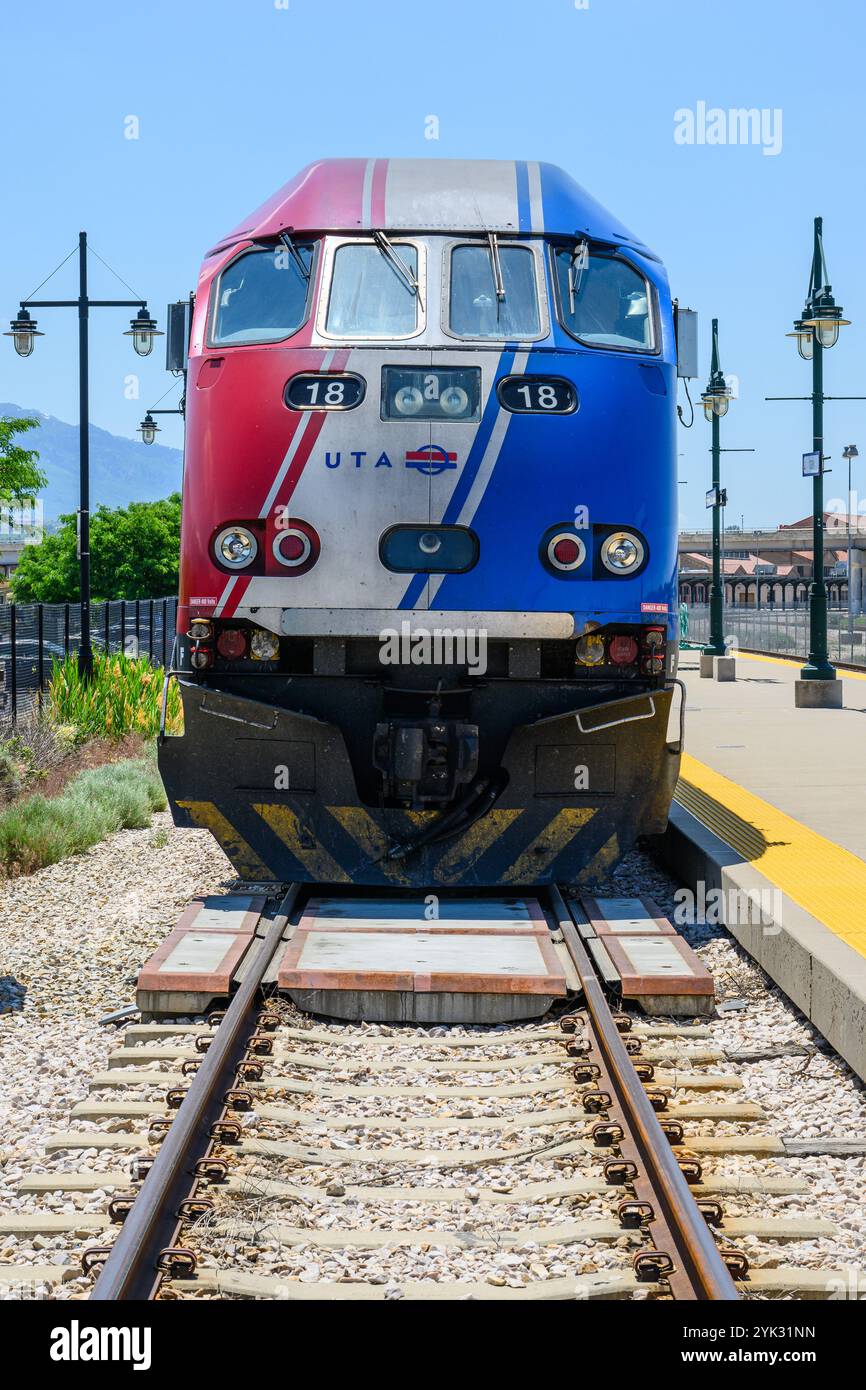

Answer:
[187,619,214,641]
[609,634,639,666]
[575,633,605,666]
[216,628,248,660]
[272,522,319,570]
[546,531,586,572]
[600,531,645,575]
[215,525,258,569]
[394,385,424,415]
[418,532,442,554]
[250,627,280,661]
[190,646,213,671]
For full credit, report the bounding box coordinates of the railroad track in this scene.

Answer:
[1,884,847,1302]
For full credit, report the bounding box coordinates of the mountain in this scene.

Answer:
[0,403,183,521]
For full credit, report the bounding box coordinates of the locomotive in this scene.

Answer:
[159,159,685,889]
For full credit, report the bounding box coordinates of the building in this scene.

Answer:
[678,513,863,610]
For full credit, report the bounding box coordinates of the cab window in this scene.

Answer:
[326,242,420,337]
[553,247,654,351]
[449,244,540,339]
[211,244,315,345]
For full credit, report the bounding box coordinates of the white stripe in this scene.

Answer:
[258,349,338,518]
[528,161,544,234]
[426,350,530,604]
[213,574,238,618]
[361,159,375,229]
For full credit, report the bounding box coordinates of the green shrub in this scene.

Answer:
[0,755,167,876]
[46,651,182,742]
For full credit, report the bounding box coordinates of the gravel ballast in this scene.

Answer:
[0,814,864,1299]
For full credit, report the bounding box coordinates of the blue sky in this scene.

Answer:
[1,0,864,528]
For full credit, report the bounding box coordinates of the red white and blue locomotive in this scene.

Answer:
[159,159,684,889]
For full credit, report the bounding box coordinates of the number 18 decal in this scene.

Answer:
[285,373,366,411]
[497,375,577,414]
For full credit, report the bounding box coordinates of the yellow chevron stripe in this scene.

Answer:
[325,807,411,884]
[575,831,621,884]
[433,809,523,882]
[176,801,271,880]
[253,804,350,883]
[500,808,596,883]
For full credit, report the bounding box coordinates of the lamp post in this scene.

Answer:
[700,318,733,658]
[5,231,160,679]
[788,218,849,684]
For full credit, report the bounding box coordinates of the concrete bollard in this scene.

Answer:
[699,652,715,678]
[795,679,843,709]
[715,656,736,682]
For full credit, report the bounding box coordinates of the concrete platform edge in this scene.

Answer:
[652,802,866,1082]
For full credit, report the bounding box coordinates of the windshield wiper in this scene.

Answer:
[372,231,422,305]
[278,231,311,281]
[567,240,589,315]
[487,232,506,302]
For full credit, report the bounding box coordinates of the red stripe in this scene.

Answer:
[371,159,388,227]
[219,575,250,619]
[274,349,352,513]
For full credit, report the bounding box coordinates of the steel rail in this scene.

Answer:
[548,885,739,1301]
[90,883,301,1301]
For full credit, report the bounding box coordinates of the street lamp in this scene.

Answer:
[137,402,184,446]
[791,217,848,685]
[124,309,161,357]
[701,318,734,658]
[7,231,158,680]
[4,308,44,357]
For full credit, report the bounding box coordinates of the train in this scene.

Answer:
[158,159,686,890]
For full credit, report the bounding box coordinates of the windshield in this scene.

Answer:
[554,248,653,350]
[211,243,315,345]
[326,242,420,337]
[449,243,540,339]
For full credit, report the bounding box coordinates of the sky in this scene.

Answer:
[1,0,865,529]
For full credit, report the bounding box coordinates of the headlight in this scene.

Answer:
[393,385,424,415]
[440,385,470,416]
[600,530,645,575]
[575,633,605,666]
[250,627,280,661]
[215,525,258,569]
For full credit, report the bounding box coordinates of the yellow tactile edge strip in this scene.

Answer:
[675,752,866,957]
[737,650,866,681]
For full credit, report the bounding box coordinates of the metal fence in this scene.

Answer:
[0,597,178,723]
[682,603,866,668]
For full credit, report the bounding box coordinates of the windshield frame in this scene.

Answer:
[441,237,550,344]
[548,241,660,356]
[317,235,427,342]
[206,239,319,348]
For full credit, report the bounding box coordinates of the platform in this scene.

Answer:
[655,650,866,1078]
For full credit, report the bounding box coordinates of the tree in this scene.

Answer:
[11,493,181,603]
[0,416,47,501]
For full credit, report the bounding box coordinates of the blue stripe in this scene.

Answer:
[398,351,514,610]
[515,161,531,234]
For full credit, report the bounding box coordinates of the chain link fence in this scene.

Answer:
[683,603,866,668]
[0,597,178,722]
